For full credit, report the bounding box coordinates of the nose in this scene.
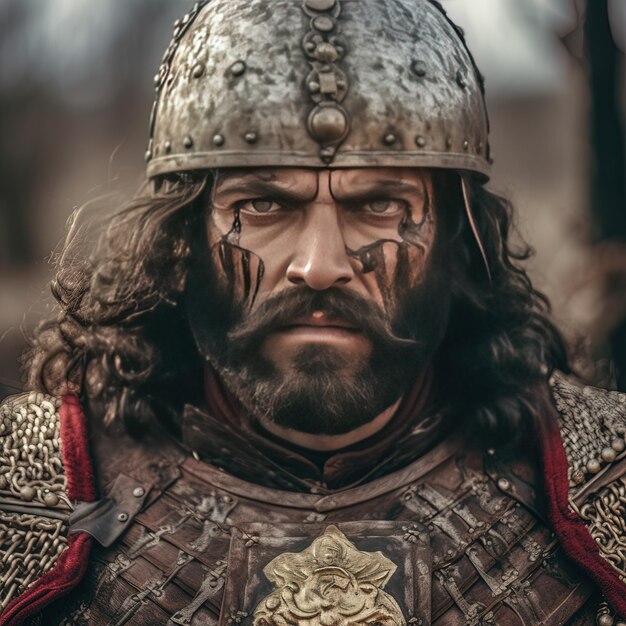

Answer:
[286,204,354,290]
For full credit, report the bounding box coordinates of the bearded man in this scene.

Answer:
[1,1,625,625]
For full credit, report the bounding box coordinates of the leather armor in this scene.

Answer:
[1,373,625,625]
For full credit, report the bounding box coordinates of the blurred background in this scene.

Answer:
[0,0,624,399]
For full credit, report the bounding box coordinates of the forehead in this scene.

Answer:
[213,167,432,194]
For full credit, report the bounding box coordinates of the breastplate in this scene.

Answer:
[36,435,593,626]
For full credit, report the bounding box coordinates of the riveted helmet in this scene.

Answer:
[146,0,491,180]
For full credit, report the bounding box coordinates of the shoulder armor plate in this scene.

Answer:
[0,392,71,614]
[550,371,626,488]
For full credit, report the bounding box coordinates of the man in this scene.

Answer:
[1,1,625,624]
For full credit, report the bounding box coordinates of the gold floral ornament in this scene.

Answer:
[253,525,406,626]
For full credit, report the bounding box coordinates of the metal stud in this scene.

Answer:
[183,135,194,149]
[586,458,601,474]
[117,512,129,522]
[192,63,205,78]
[313,16,335,32]
[305,0,336,10]
[486,448,496,456]
[601,447,617,463]
[571,469,585,485]
[611,438,625,453]
[309,106,348,143]
[412,60,426,77]
[230,60,246,77]
[43,492,59,507]
[213,134,225,147]
[497,478,510,491]
[597,615,614,626]
[244,131,258,144]
[132,487,145,498]
[383,133,397,146]
[144,150,152,162]
[308,81,321,93]
[415,135,426,148]
[463,140,469,151]
[164,140,172,153]
[315,42,339,63]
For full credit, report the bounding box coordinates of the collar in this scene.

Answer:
[181,369,446,493]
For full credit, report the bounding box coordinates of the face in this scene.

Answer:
[186,167,450,435]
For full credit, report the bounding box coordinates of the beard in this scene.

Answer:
[185,250,451,436]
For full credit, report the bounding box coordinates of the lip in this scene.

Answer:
[281,316,359,331]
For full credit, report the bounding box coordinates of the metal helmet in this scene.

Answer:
[146,0,491,180]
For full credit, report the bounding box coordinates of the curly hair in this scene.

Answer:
[24,170,568,444]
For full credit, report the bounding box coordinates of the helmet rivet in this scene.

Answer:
[308,105,348,143]
[456,70,467,89]
[192,63,205,78]
[383,133,397,146]
[412,61,427,77]
[305,0,336,10]
[183,135,194,149]
[132,487,145,497]
[144,149,152,162]
[313,16,335,32]
[463,140,469,151]
[213,134,225,147]
[244,131,258,144]
[164,140,172,153]
[415,135,426,148]
[308,81,320,93]
[230,61,246,77]
[117,512,129,522]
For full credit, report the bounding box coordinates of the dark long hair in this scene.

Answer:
[25,170,568,443]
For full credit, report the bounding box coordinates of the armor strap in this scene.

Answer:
[541,376,626,617]
[0,395,95,626]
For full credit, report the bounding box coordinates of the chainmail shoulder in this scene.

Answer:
[0,392,72,614]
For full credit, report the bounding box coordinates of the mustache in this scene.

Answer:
[227,286,417,350]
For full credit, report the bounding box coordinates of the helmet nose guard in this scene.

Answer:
[145,0,491,180]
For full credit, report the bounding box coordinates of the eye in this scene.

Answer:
[239,198,283,213]
[363,199,407,215]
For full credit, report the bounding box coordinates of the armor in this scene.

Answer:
[146,0,490,177]
[2,374,626,624]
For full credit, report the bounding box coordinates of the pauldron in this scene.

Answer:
[0,393,71,612]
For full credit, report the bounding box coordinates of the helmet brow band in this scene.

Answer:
[461,175,492,284]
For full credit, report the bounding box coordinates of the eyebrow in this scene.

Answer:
[331,180,426,203]
[213,178,317,205]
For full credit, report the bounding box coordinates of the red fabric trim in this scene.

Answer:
[538,395,626,616]
[0,395,95,626]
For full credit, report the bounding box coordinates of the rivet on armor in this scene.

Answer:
[244,131,258,144]
[601,447,617,463]
[415,135,426,148]
[611,438,625,452]
[463,140,469,151]
[586,458,601,474]
[117,512,129,522]
[412,60,427,77]
[230,60,246,77]
[316,42,339,63]
[213,133,225,147]
[43,492,60,507]
[497,478,510,491]
[486,448,496,456]
[308,105,348,143]
[597,615,615,626]
[20,485,35,501]
[383,133,397,146]
[133,487,145,497]
[192,62,205,78]
[308,81,321,93]
[144,149,152,162]
[183,135,194,149]
[571,469,585,485]
[305,0,336,10]
[313,16,335,32]
[164,140,172,153]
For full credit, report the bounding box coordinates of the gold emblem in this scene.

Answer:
[253,525,406,626]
